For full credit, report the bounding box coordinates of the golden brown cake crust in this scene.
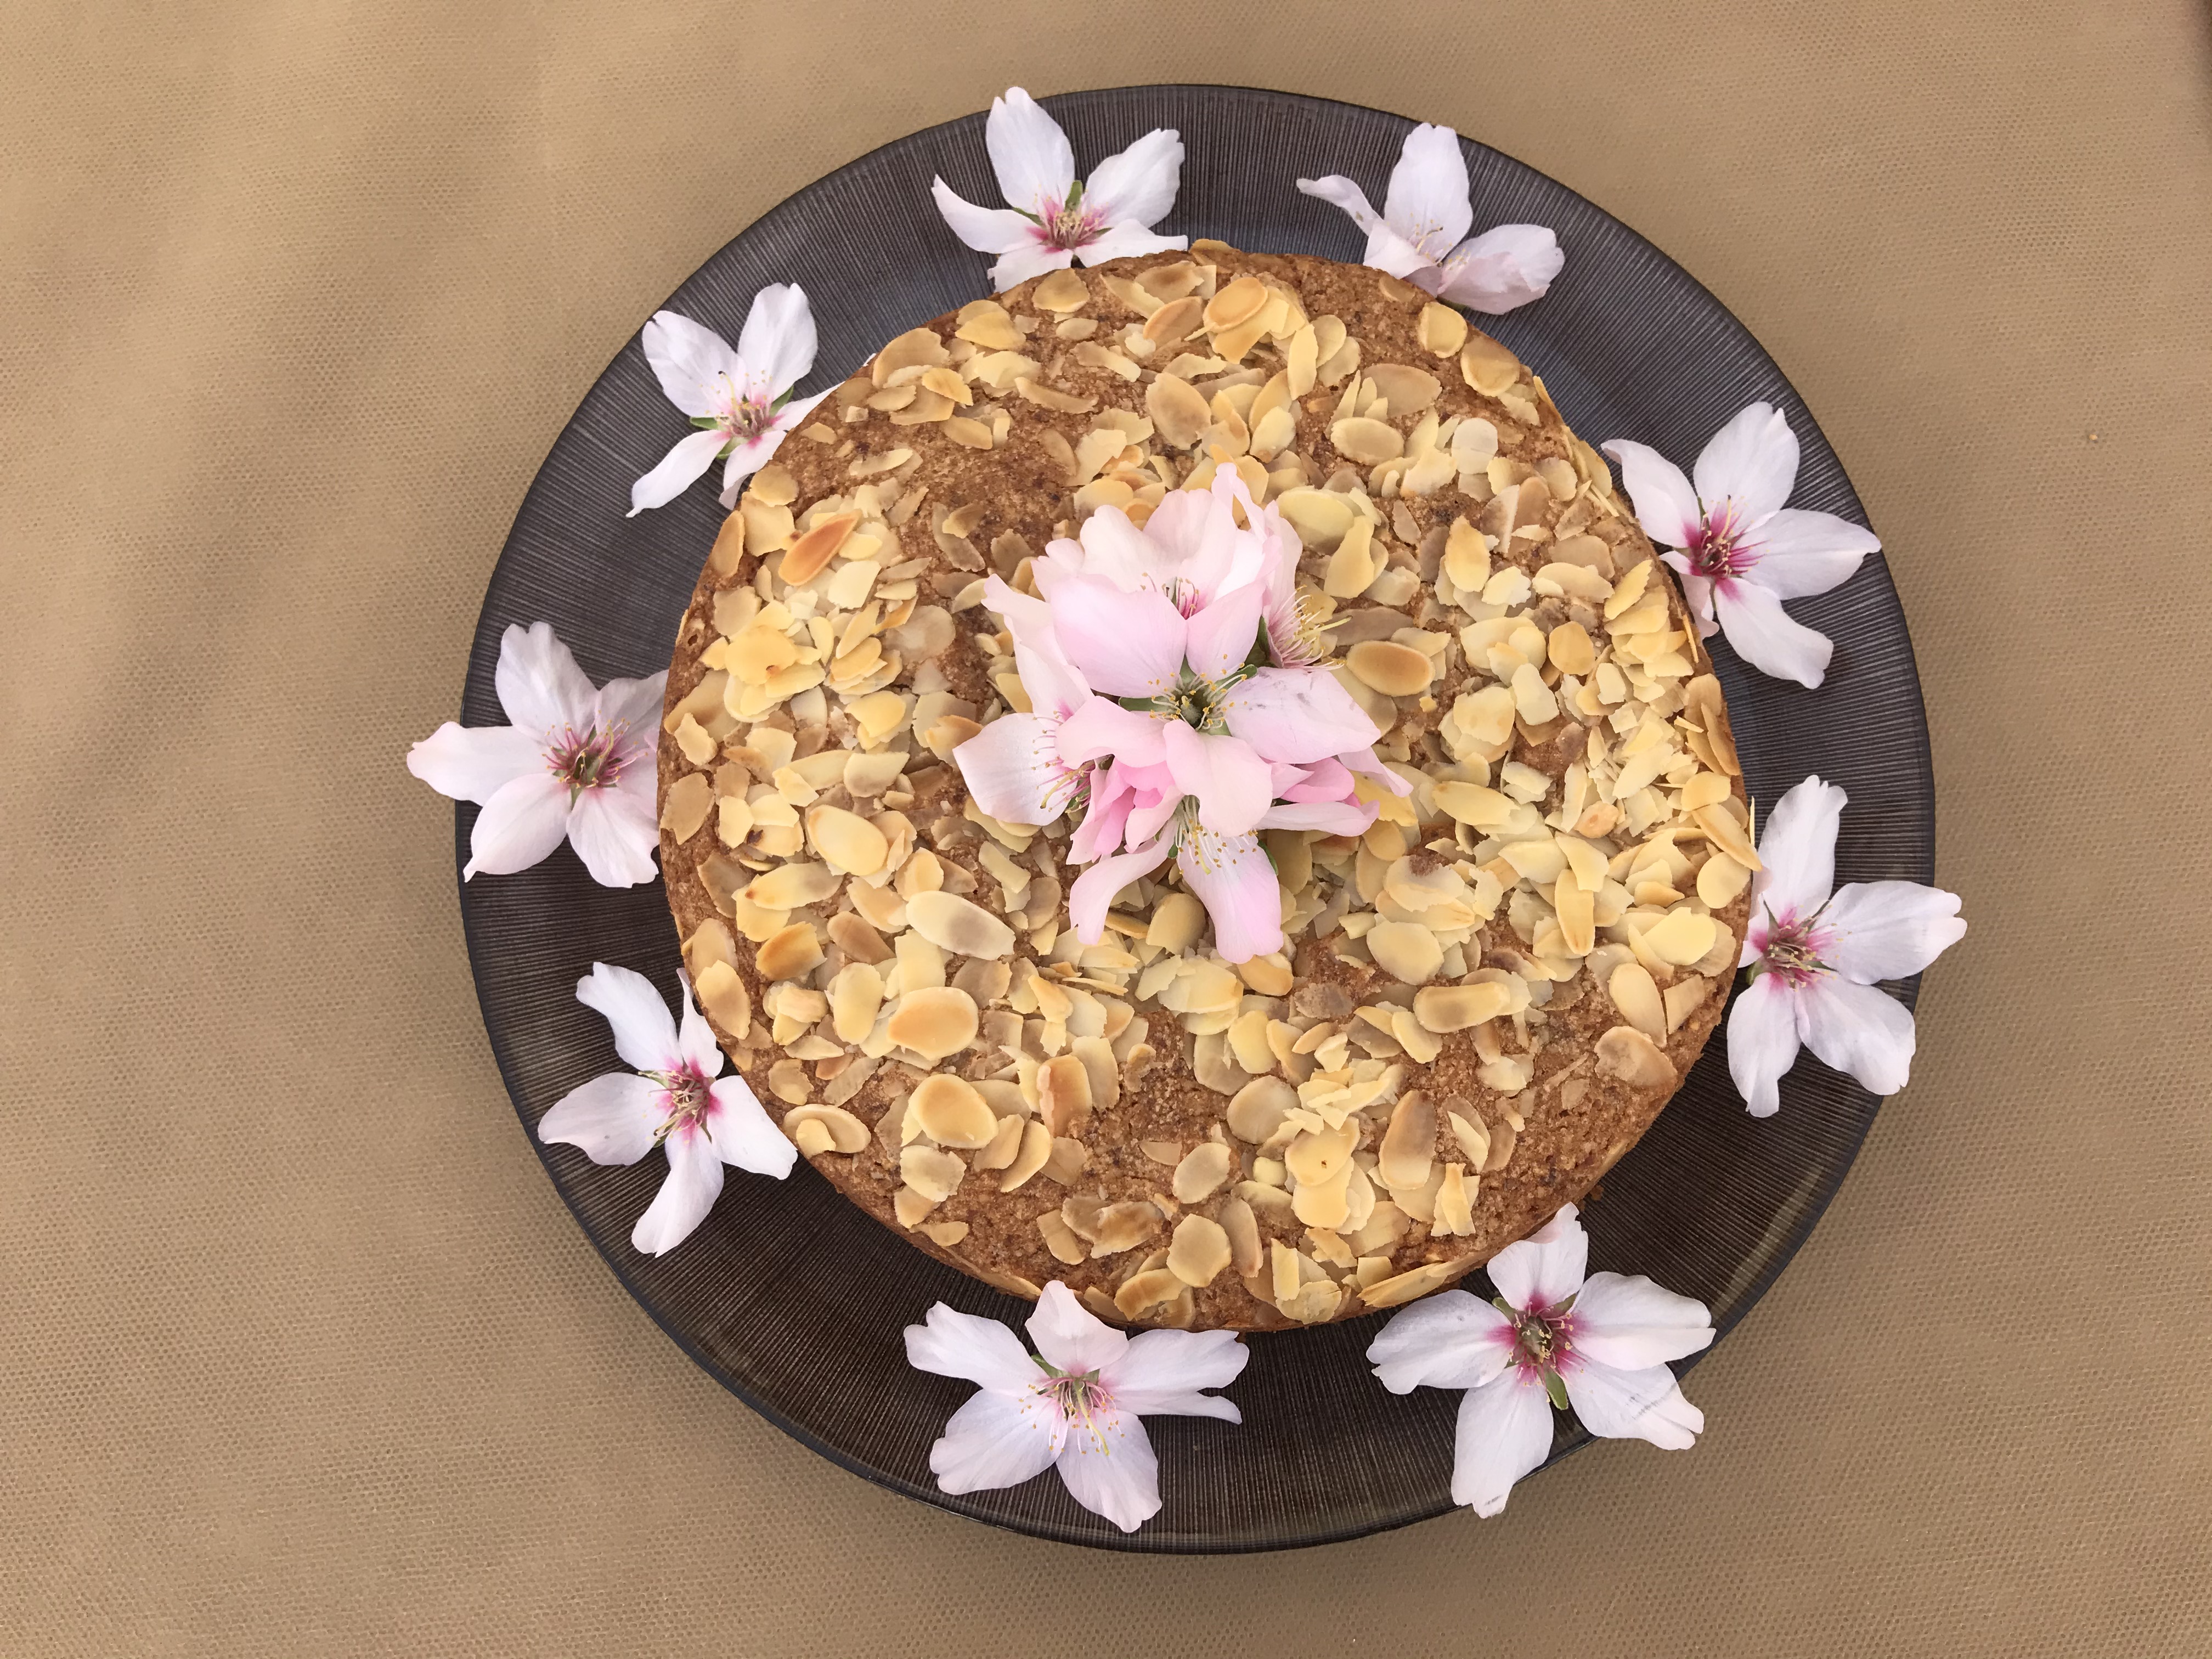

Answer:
[654,246,1753,1330]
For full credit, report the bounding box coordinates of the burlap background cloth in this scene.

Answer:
[6,2,2208,1652]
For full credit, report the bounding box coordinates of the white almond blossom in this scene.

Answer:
[1368,1204,1713,1517]
[406,622,664,887]
[538,963,794,1255]
[1728,776,1967,1116]
[629,285,827,516]
[904,1280,1247,1532]
[932,87,1187,291]
[1298,123,1563,314]
[1602,404,1881,688]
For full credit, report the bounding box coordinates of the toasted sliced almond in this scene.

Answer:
[1038,1053,1094,1137]
[909,1075,998,1148]
[782,1104,869,1155]
[885,986,979,1060]
[1171,1142,1233,1203]
[1416,301,1469,356]
[1609,961,1667,1040]
[1595,1025,1678,1088]
[997,1120,1053,1191]
[1167,1216,1232,1287]
[1347,639,1434,697]
[904,889,1016,959]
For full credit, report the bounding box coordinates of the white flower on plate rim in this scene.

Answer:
[406,622,666,887]
[629,285,829,516]
[1297,123,1564,314]
[1727,776,1967,1116]
[1368,1204,1713,1518]
[904,1279,1248,1533]
[931,87,1188,292]
[537,963,795,1255]
[1602,403,1882,689]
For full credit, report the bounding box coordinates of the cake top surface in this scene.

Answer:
[656,245,1752,1329]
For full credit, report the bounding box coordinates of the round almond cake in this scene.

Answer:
[655,244,1754,1331]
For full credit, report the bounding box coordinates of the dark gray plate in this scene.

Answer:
[456,85,1932,1553]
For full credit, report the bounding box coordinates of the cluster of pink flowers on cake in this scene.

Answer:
[953,471,1409,963]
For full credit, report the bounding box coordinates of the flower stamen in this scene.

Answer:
[544,720,631,802]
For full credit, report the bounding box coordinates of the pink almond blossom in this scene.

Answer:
[1728,776,1968,1116]
[406,622,665,887]
[931,88,1187,292]
[1602,404,1881,688]
[1368,1204,1713,1517]
[537,964,794,1255]
[630,285,829,515]
[1298,123,1563,314]
[905,1279,1247,1532]
[953,472,1406,962]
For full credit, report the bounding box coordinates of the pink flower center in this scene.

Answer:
[712,374,775,441]
[1032,1363,1116,1449]
[644,1062,714,1141]
[1038,196,1105,250]
[1503,1298,1578,1386]
[1685,499,1760,582]
[1756,906,1836,988]
[543,721,631,800]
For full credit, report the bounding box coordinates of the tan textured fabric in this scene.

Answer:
[4,2,2207,1652]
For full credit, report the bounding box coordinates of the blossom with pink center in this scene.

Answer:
[1368,1204,1714,1517]
[931,87,1187,291]
[406,622,665,887]
[536,964,794,1255]
[904,1279,1247,1532]
[629,285,829,515]
[1727,776,1967,1116]
[953,473,1406,961]
[1601,403,1882,687]
[1298,123,1564,314]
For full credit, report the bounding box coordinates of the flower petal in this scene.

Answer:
[674,972,724,1077]
[1796,975,1919,1096]
[1073,225,1187,267]
[905,1301,1045,1394]
[1743,507,1878,599]
[930,177,1036,254]
[956,712,1075,825]
[983,572,1059,653]
[1105,1328,1249,1420]
[1726,972,1803,1118]
[1081,127,1183,228]
[494,620,596,735]
[639,310,741,417]
[1055,1408,1161,1532]
[1176,824,1283,963]
[1713,578,1834,688]
[734,283,816,398]
[1435,222,1565,314]
[1750,774,1847,923]
[1486,1203,1587,1314]
[1068,828,1176,943]
[706,1075,797,1178]
[1451,1370,1556,1517]
[1599,440,1702,550]
[564,780,659,888]
[1561,1358,1703,1449]
[1694,402,1798,525]
[1381,123,1474,258]
[1026,1278,1128,1376]
[1220,667,1380,765]
[574,961,679,1071]
[462,771,572,879]
[1047,577,1188,698]
[985,86,1075,215]
[537,1071,663,1166]
[1255,798,1374,835]
[1181,584,1264,684]
[929,1383,1065,1494]
[1296,173,1384,235]
[406,721,541,806]
[1367,1289,1517,1393]
[1663,556,1719,633]
[630,1120,724,1255]
[1161,724,1272,837]
[591,673,668,738]
[627,426,728,517]
[989,241,1075,291]
[1819,881,1968,983]
[1568,1272,1715,1370]
[1057,696,1169,770]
